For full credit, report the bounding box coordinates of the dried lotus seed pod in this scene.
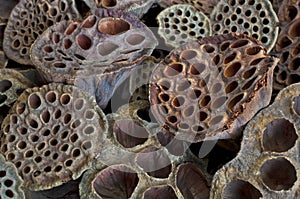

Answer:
[211,83,300,198]
[3,0,81,65]
[278,0,300,25]
[149,33,278,142]
[0,69,34,108]
[0,153,25,199]
[157,4,211,48]
[0,83,108,191]
[211,0,279,52]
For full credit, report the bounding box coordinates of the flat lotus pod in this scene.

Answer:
[3,0,81,65]
[31,9,157,80]
[149,33,278,142]
[278,0,300,25]
[0,69,34,108]
[157,4,211,48]
[0,153,25,199]
[158,0,219,16]
[211,0,279,52]
[0,83,108,191]
[210,83,300,198]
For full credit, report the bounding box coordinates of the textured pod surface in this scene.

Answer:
[210,83,300,198]
[149,33,278,142]
[0,83,108,191]
[157,4,211,48]
[0,69,34,108]
[211,0,279,52]
[278,0,300,25]
[3,0,81,65]
[0,153,25,199]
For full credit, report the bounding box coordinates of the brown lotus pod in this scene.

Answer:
[3,0,81,65]
[157,4,211,48]
[149,33,278,142]
[210,83,300,198]
[0,83,108,191]
[129,57,161,101]
[158,0,219,16]
[273,17,300,91]
[211,0,279,52]
[0,153,25,199]
[0,69,34,108]
[278,0,300,25]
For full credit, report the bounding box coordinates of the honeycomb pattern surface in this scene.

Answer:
[211,0,279,52]
[0,153,25,199]
[0,83,108,191]
[210,83,300,198]
[157,4,211,48]
[149,33,278,142]
[3,0,81,65]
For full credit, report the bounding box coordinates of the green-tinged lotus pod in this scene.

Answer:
[0,83,108,191]
[0,69,34,108]
[158,0,219,16]
[0,153,25,199]
[210,83,300,198]
[3,0,81,65]
[157,4,211,48]
[149,33,278,142]
[211,0,279,53]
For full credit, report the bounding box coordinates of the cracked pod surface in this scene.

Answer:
[0,69,34,108]
[210,83,300,199]
[273,6,300,91]
[149,33,278,142]
[0,83,108,191]
[0,153,25,199]
[3,0,81,65]
[211,0,279,52]
[157,4,211,48]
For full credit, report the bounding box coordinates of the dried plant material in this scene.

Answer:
[278,0,300,25]
[158,0,219,16]
[273,17,300,91]
[270,0,284,13]
[0,153,25,199]
[149,33,278,142]
[143,185,178,199]
[3,0,81,65]
[157,4,211,48]
[0,69,34,108]
[210,83,300,198]
[0,83,108,191]
[0,51,7,68]
[211,0,279,52]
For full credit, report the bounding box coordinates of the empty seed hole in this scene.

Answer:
[165,63,183,76]
[82,16,97,28]
[180,50,197,60]
[223,179,262,199]
[98,18,130,35]
[126,34,145,45]
[224,62,242,77]
[28,93,42,109]
[98,42,119,56]
[77,34,92,50]
[228,93,244,110]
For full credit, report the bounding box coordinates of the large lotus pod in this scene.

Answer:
[278,0,300,25]
[0,153,25,199]
[0,69,34,108]
[210,83,300,198]
[129,57,161,99]
[211,0,279,52]
[158,0,219,16]
[31,9,158,82]
[272,18,300,91]
[149,33,278,142]
[157,4,211,48]
[3,0,81,65]
[0,83,108,191]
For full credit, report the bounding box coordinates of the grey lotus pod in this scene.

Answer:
[3,0,81,65]
[31,9,158,108]
[210,83,300,199]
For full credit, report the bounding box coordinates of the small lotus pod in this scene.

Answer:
[3,0,81,65]
[278,0,300,25]
[129,57,161,101]
[157,4,211,48]
[0,69,34,108]
[0,0,19,20]
[0,153,25,199]
[149,33,278,142]
[210,83,300,198]
[158,0,219,16]
[0,83,108,191]
[211,0,279,52]
[80,164,140,199]
[272,18,300,91]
